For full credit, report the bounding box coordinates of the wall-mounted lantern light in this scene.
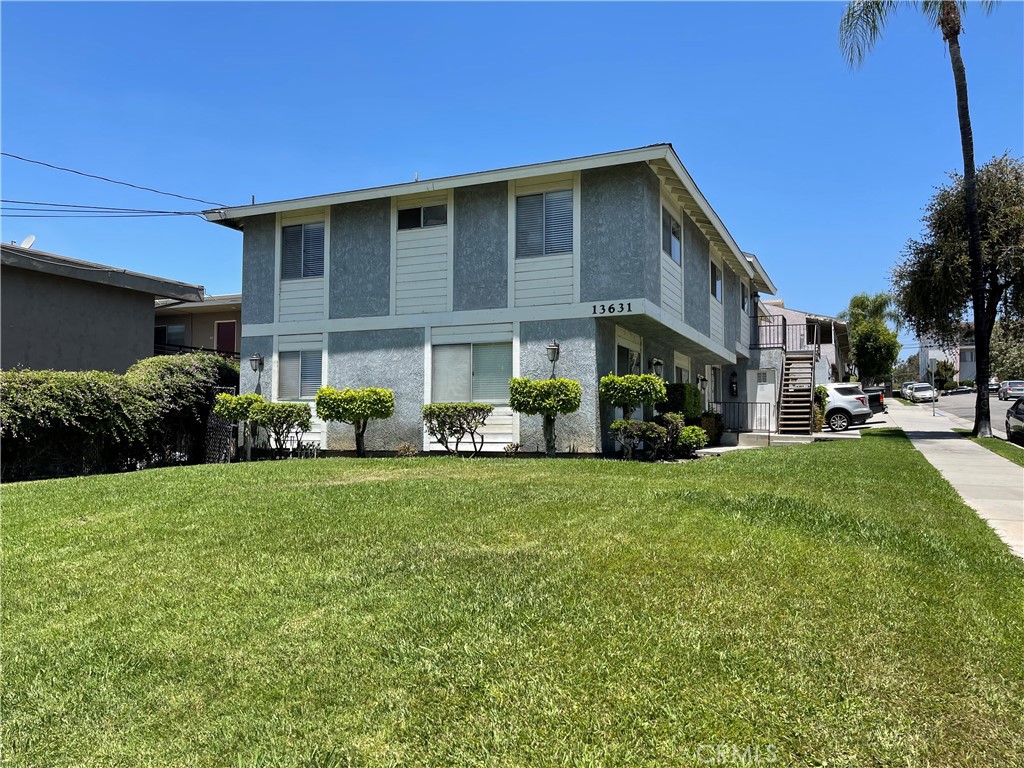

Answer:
[249,353,265,373]
[697,373,708,391]
[648,358,664,378]
[546,340,561,378]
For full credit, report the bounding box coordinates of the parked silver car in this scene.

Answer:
[900,381,916,400]
[997,380,1024,401]
[824,383,873,431]
[1006,397,1024,445]
[910,383,937,403]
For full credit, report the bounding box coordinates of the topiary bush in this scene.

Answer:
[508,377,582,457]
[609,419,668,461]
[213,392,265,461]
[249,401,312,458]
[657,382,702,421]
[676,425,709,458]
[653,412,685,457]
[421,403,494,456]
[599,374,667,421]
[315,386,395,458]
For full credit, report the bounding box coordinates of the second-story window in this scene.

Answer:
[741,283,749,314]
[281,222,324,280]
[662,208,681,264]
[516,190,572,258]
[710,261,722,302]
[398,204,447,230]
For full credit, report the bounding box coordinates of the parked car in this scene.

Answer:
[946,385,974,395]
[824,383,872,431]
[997,380,1024,401]
[900,381,916,400]
[862,386,888,414]
[989,378,1001,392]
[910,383,937,402]
[1006,397,1024,445]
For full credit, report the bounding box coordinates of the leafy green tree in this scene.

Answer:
[508,377,582,457]
[893,154,1024,435]
[841,0,998,436]
[932,359,958,390]
[249,401,312,459]
[991,320,1024,381]
[315,387,395,458]
[851,321,901,385]
[598,374,667,421]
[892,352,921,385]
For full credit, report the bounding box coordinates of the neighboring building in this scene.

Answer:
[919,326,975,383]
[155,293,242,359]
[759,300,852,384]
[1,243,203,373]
[204,144,782,453]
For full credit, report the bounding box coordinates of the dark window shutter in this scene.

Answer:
[281,225,303,280]
[516,194,543,258]
[302,222,324,278]
[543,190,573,254]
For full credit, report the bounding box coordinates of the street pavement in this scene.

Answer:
[887,400,1024,559]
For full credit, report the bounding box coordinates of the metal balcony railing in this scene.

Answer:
[154,343,240,361]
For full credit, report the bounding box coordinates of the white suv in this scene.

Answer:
[910,383,937,402]
[824,383,873,431]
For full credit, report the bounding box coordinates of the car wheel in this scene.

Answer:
[827,410,850,432]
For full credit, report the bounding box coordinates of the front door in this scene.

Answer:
[748,369,777,432]
[216,321,236,355]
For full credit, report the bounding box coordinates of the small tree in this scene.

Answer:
[421,403,493,456]
[315,387,395,458]
[213,392,265,461]
[850,321,900,386]
[508,377,582,457]
[598,373,667,421]
[249,401,312,458]
[991,320,1024,381]
[932,359,958,391]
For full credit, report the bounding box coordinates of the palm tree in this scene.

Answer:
[840,0,997,437]
[838,292,902,332]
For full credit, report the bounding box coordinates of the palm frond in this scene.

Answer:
[839,0,901,67]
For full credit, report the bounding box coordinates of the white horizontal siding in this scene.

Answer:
[396,225,448,315]
[278,332,323,352]
[279,277,324,323]
[431,323,513,345]
[514,253,573,308]
[427,407,515,453]
[740,308,750,349]
[710,298,724,345]
[661,254,682,320]
[514,172,574,196]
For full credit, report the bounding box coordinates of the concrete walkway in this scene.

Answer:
[887,400,1024,559]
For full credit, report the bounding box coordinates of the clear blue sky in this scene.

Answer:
[3,2,1021,352]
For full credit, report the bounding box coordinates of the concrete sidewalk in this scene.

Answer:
[887,401,1024,559]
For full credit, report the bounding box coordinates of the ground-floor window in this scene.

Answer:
[279,350,322,400]
[616,345,641,376]
[432,342,512,404]
[155,324,186,350]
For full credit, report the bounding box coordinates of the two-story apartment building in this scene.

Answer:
[205,145,778,454]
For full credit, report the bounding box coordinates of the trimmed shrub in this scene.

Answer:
[657,382,702,421]
[609,419,668,461]
[653,412,685,457]
[315,387,395,458]
[508,377,582,457]
[677,425,709,458]
[249,401,312,458]
[213,392,265,461]
[599,374,667,421]
[812,385,828,433]
[421,403,494,456]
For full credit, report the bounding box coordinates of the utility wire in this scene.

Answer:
[1,152,227,207]
[1,198,202,214]
[3,213,204,219]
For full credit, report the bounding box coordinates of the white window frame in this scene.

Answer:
[661,206,682,265]
[280,218,326,280]
[397,203,448,231]
[430,341,513,406]
[710,258,723,302]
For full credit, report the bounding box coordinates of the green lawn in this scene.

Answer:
[954,428,1024,468]
[5,430,1023,767]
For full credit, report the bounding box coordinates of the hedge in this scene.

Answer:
[1,354,238,481]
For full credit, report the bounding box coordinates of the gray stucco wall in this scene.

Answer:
[453,182,508,311]
[242,215,276,325]
[580,163,660,305]
[325,328,424,451]
[724,267,740,351]
[240,335,274,397]
[518,318,600,454]
[683,214,711,337]
[330,199,391,318]
[1,266,154,373]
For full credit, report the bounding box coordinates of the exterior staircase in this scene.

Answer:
[778,353,815,434]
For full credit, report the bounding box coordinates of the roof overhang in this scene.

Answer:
[743,251,777,295]
[1,244,203,302]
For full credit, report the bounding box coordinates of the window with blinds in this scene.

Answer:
[662,208,681,264]
[516,190,573,258]
[281,222,325,279]
[431,342,512,404]
[278,350,322,400]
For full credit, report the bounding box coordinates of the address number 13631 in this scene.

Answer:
[591,302,633,315]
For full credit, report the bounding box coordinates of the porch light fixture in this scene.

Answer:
[648,358,664,377]
[546,340,561,378]
[697,373,708,391]
[249,353,264,373]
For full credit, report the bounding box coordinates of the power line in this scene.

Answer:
[1,152,227,207]
[2,213,203,219]
[1,199,202,214]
